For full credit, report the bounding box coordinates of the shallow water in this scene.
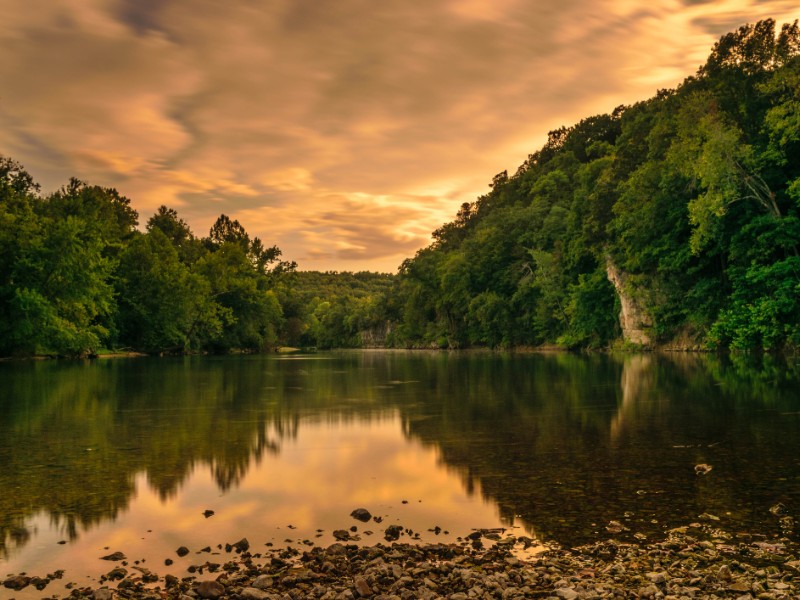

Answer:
[1,351,799,596]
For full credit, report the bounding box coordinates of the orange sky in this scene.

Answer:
[1,1,798,272]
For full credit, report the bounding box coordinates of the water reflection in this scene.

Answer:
[0,351,799,566]
[397,352,800,545]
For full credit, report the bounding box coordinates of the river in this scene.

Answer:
[1,351,798,596]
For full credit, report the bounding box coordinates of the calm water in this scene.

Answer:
[1,351,799,595]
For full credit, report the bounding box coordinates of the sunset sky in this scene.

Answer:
[1,1,798,272]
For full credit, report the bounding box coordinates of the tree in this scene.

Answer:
[195,243,283,351]
[115,229,227,352]
[208,214,249,248]
[46,178,138,251]
[669,93,781,254]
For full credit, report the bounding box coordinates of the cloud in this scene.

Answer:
[1,0,797,271]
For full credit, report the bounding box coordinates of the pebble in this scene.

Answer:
[10,520,800,600]
[354,576,373,597]
[196,579,225,598]
[351,508,372,522]
[240,586,272,599]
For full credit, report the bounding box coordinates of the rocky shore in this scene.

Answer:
[4,520,799,600]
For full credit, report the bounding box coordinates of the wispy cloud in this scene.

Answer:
[1,0,797,271]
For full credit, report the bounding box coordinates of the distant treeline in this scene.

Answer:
[379,18,800,352]
[0,165,392,356]
[3,19,799,356]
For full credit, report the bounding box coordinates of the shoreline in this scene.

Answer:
[3,343,799,361]
[4,522,798,599]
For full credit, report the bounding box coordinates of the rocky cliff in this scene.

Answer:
[605,256,653,347]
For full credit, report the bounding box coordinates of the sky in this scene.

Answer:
[1,1,798,272]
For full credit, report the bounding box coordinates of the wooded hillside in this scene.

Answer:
[383,19,800,352]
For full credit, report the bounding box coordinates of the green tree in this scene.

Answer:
[116,229,228,352]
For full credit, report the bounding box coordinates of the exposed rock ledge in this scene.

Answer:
[605,256,653,347]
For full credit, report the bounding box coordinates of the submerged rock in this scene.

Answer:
[350,508,372,522]
[333,529,352,541]
[770,502,789,516]
[384,525,402,541]
[694,463,713,475]
[3,575,31,590]
[230,537,250,553]
[605,520,626,533]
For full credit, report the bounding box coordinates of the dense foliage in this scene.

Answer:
[278,271,393,349]
[384,19,800,352]
[0,164,391,356]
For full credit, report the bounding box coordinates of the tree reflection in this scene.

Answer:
[1,352,798,556]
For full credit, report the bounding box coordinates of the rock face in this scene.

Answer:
[358,322,391,348]
[605,255,652,346]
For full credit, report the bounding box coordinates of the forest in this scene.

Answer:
[0,169,392,356]
[1,19,799,356]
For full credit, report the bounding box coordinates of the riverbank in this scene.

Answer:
[5,521,798,599]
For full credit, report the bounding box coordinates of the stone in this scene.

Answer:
[196,580,225,599]
[555,588,579,600]
[176,546,190,557]
[101,551,127,561]
[638,584,660,597]
[647,571,667,584]
[106,567,127,580]
[769,503,788,516]
[253,574,274,589]
[606,521,626,534]
[384,525,403,541]
[203,509,215,518]
[241,587,271,600]
[93,589,114,600]
[334,530,352,541]
[773,582,790,590]
[351,508,372,522]
[3,575,31,590]
[694,464,713,475]
[354,576,373,597]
